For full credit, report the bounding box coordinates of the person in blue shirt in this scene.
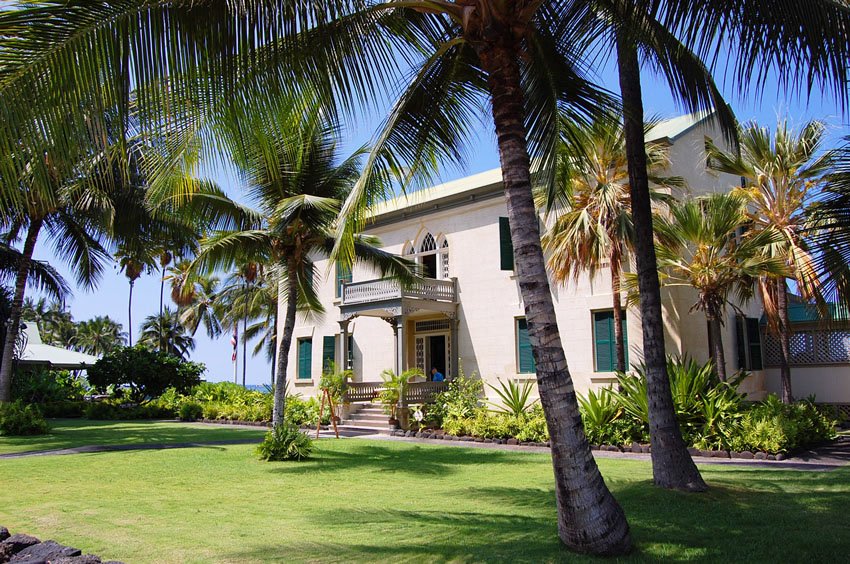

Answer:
[431,367,445,382]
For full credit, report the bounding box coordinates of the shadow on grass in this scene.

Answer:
[265,442,522,477]
[0,419,265,455]
[239,464,850,562]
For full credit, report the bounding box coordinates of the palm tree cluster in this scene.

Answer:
[0,0,847,556]
[21,298,126,357]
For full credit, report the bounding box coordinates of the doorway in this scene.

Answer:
[428,335,446,380]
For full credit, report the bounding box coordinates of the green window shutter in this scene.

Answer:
[322,336,336,372]
[516,318,536,373]
[747,317,763,370]
[335,261,352,298]
[594,311,614,372]
[297,338,312,380]
[499,217,514,271]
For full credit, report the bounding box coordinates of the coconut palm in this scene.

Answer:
[652,193,787,380]
[117,250,154,347]
[175,270,224,340]
[75,316,126,356]
[191,109,415,431]
[541,114,678,373]
[138,307,195,360]
[706,121,836,402]
[1,0,848,552]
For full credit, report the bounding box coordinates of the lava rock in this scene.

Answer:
[767,454,776,461]
[687,447,700,457]
[754,452,767,460]
[738,451,755,460]
[474,437,485,443]
[631,442,641,453]
[11,540,82,562]
[0,542,15,562]
[776,453,786,461]
[2,534,40,554]
[699,450,714,458]
[640,445,651,454]
[590,444,599,451]
[0,528,8,542]
[506,438,518,445]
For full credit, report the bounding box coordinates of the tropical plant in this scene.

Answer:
[190,108,415,428]
[256,422,314,462]
[541,114,678,372]
[319,362,353,405]
[138,308,196,360]
[488,378,538,417]
[87,345,205,404]
[651,193,787,380]
[74,316,126,356]
[172,266,223,340]
[378,368,424,420]
[706,121,838,401]
[428,370,484,426]
[0,400,49,436]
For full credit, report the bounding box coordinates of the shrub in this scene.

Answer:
[515,405,549,443]
[428,370,483,427]
[179,401,203,422]
[729,395,838,453]
[256,422,313,461]
[0,401,49,436]
[12,368,89,403]
[84,401,175,420]
[319,363,352,404]
[41,400,86,418]
[87,345,205,404]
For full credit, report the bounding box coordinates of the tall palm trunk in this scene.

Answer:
[159,267,165,352]
[775,278,793,403]
[272,267,298,428]
[128,281,135,346]
[242,281,248,387]
[616,32,707,492]
[270,311,278,389]
[0,217,43,402]
[706,308,727,381]
[611,249,626,373]
[476,41,631,556]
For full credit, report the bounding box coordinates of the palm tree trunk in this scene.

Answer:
[272,269,298,428]
[128,281,135,346]
[242,281,248,388]
[706,309,727,381]
[159,267,165,352]
[775,278,793,403]
[615,32,707,492]
[270,311,278,389]
[476,41,631,556]
[611,251,626,373]
[0,217,43,402]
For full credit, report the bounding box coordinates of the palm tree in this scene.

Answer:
[652,193,787,380]
[75,316,126,356]
[175,270,223,340]
[541,115,677,372]
[117,250,153,347]
[706,121,836,402]
[139,308,195,360]
[242,270,281,387]
[1,0,847,552]
[191,110,415,431]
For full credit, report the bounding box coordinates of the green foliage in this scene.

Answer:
[428,370,483,427]
[319,362,352,404]
[577,388,643,446]
[515,405,550,443]
[378,368,423,417]
[11,368,89,403]
[488,379,538,416]
[729,395,838,454]
[0,401,49,436]
[286,395,329,426]
[256,422,313,462]
[41,400,86,418]
[83,401,175,420]
[179,401,203,422]
[87,346,205,404]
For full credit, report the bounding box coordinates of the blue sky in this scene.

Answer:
[31,53,849,386]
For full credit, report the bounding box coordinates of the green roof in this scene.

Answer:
[760,302,850,324]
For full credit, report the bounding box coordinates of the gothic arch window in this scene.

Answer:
[408,231,450,279]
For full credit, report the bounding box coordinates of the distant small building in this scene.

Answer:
[17,323,98,370]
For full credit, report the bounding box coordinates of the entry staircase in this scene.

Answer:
[338,403,392,433]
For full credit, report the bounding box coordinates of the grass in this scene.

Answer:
[0,419,266,454]
[0,421,848,563]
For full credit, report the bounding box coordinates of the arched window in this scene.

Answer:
[408,231,449,279]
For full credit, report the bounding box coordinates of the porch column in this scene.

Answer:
[339,319,350,371]
[394,316,405,376]
[450,314,459,379]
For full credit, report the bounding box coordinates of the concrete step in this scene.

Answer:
[347,414,390,424]
[336,424,391,435]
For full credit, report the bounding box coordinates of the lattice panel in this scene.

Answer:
[415,337,425,372]
[764,329,850,366]
[441,249,450,279]
[415,319,451,332]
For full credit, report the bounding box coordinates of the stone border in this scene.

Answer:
[387,429,788,460]
[0,526,123,563]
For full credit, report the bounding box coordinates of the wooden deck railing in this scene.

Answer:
[342,381,449,404]
[341,278,456,305]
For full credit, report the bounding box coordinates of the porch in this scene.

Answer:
[343,380,449,406]
[338,277,460,380]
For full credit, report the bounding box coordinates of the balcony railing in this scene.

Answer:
[341,277,456,305]
[342,381,449,405]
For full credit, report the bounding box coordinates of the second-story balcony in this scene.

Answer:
[339,277,457,319]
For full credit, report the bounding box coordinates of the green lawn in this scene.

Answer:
[0,422,847,563]
[0,419,266,455]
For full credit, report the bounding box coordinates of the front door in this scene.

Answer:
[428,335,446,380]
